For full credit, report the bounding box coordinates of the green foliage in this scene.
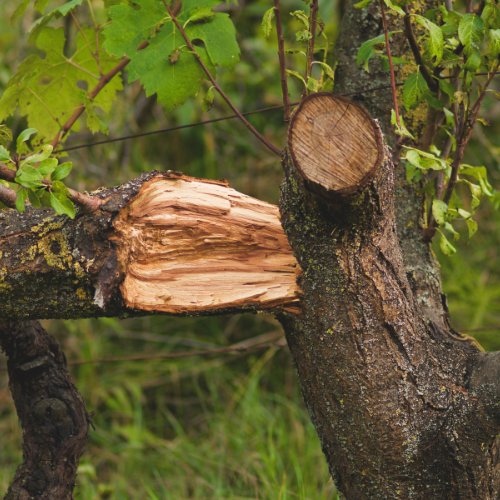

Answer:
[103,0,239,113]
[402,68,429,110]
[261,7,276,39]
[0,26,122,145]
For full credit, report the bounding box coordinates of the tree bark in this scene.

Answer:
[0,321,91,500]
[277,92,500,498]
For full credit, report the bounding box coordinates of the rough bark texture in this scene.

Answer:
[0,321,90,500]
[278,130,500,497]
[0,171,300,320]
[334,0,447,327]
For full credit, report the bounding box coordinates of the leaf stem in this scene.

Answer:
[273,0,291,122]
[379,0,400,128]
[70,10,102,78]
[306,0,319,96]
[160,0,281,156]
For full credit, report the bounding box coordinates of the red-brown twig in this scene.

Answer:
[0,182,17,208]
[380,0,401,127]
[50,40,150,150]
[160,0,281,156]
[0,162,102,212]
[306,0,319,96]
[273,0,290,122]
[0,341,286,371]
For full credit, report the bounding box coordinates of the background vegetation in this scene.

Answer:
[1,0,500,498]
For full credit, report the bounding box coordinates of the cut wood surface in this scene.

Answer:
[112,174,302,314]
[288,92,384,198]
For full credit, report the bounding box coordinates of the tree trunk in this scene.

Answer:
[277,89,500,499]
[0,321,91,500]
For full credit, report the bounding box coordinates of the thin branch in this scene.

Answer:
[273,0,290,122]
[466,0,473,13]
[70,10,102,77]
[50,40,150,149]
[445,0,453,11]
[160,0,281,156]
[0,182,17,208]
[86,0,103,77]
[380,0,401,127]
[402,6,438,92]
[306,0,319,95]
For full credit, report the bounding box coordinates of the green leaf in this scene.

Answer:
[26,0,85,44]
[489,29,500,56]
[482,4,500,29]
[432,199,448,226]
[383,0,404,17]
[76,89,110,135]
[356,33,386,72]
[354,0,374,8]
[465,218,478,239]
[296,30,312,42]
[464,48,481,72]
[458,14,485,49]
[201,86,215,112]
[413,15,444,65]
[50,191,76,219]
[290,10,309,29]
[186,5,215,24]
[313,62,336,80]
[38,158,58,176]
[391,110,414,139]
[34,0,51,13]
[51,162,73,181]
[306,77,319,92]
[261,7,275,39]
[438,79,457,100]
[10,0,31,27]
[441,11,462,38]
[0,125,13,147]
[20,144,53,166]
[0,146,11,163]
[15,187,28,213]
[103,0,239,113]
[16,128,38,153]
[460,165,494,197]
[27,188,41,208]
[402,69,429,111]
[0,26,122,145]
[16,164,44,188]
[437,229,457,255]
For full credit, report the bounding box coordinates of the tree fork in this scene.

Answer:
[278,93,500,498]
[0,321,91,500]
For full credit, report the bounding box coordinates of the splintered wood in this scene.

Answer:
[112,175,301,314]
[288,92,384,198]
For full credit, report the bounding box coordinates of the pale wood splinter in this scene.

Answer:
[112,174,302,314]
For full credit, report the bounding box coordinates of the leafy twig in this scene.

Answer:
[160,0,281,156]
[379,1,401,127]
[70,10,102,78]
[306,0,319,95]
[0,162,102,212]
[273,0,290,122]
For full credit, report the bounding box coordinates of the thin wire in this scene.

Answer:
[0,341,285,371]
[46,70,500,155]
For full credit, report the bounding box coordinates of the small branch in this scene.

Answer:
[380,1,401,127]
[273,0,291,122]
[70,10,102,77]
[0,161,102,212]
[445,0,453,11]
[0,182,17,208]
[87,0,103,77]
[50,41,150,149]
[466,0,473,13]
[160,0,281,156]
[402,6,438,92]
[306,0,319,95]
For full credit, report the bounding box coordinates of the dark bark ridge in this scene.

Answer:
[0,321,91,500]
[277,94,500,498]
